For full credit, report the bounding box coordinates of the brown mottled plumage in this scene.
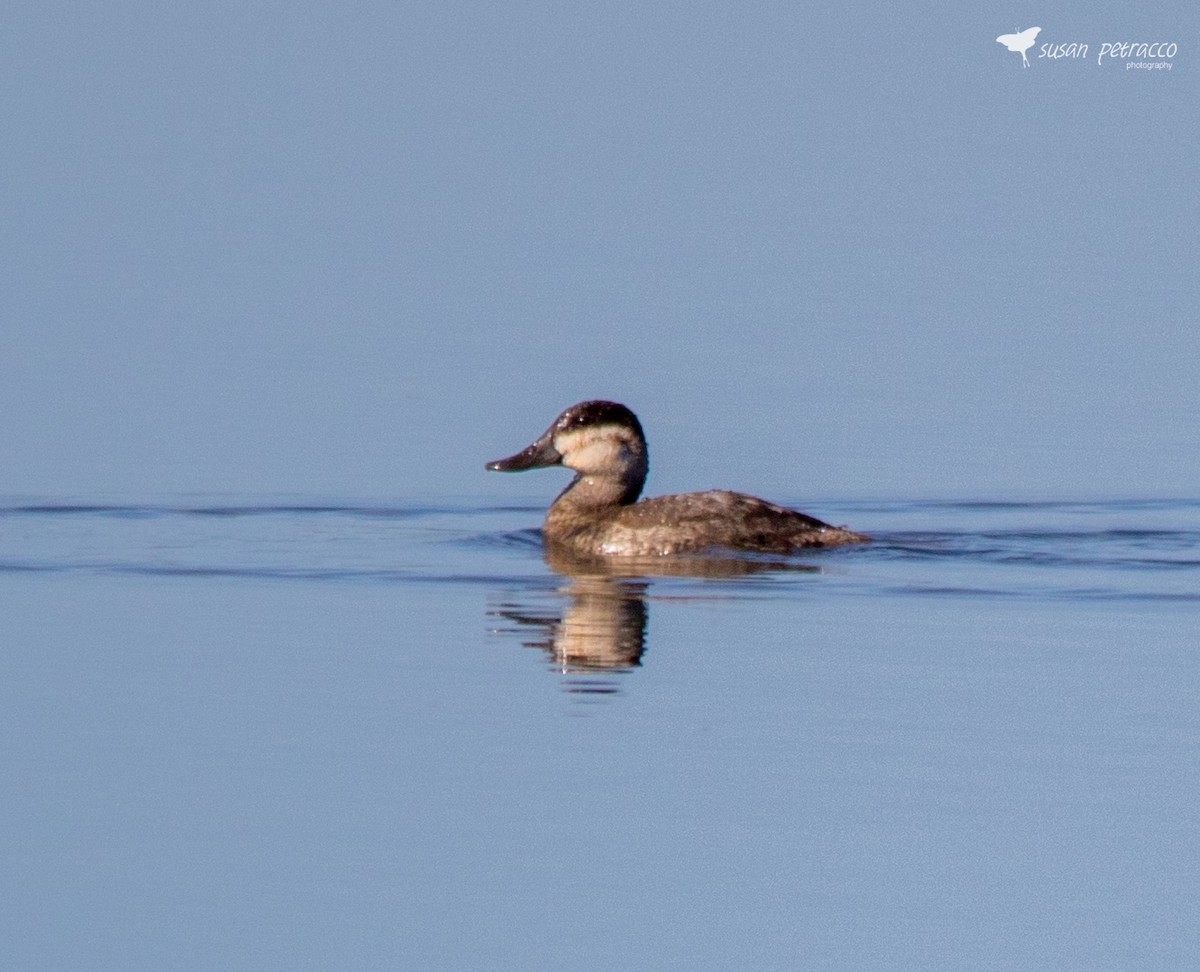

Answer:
[486,400,869,558]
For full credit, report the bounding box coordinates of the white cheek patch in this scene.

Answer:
[555,427,628,472]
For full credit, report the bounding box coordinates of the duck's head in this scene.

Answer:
[486,400,648,505]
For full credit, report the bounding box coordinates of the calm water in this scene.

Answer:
[3,498,1199,970]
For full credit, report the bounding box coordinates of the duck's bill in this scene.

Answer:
[485,433,562,472]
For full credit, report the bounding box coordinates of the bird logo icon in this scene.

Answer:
[996,27,1041,67]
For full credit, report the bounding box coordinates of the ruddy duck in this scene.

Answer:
[486,400,869,557]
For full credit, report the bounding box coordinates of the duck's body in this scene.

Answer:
[544,488,865,557]
[486,400,868,558]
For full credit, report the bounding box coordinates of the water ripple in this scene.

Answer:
[1,498,1197,602]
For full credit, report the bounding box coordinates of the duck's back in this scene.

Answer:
[546,489,867,557]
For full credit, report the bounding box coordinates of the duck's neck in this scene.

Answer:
[554,469,645,509]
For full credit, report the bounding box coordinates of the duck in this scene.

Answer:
[485,400,868,558]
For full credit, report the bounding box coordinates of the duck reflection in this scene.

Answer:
[489,547,820,692]
[491,572,649,675]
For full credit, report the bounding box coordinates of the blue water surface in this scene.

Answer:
[2,498,1198,970]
